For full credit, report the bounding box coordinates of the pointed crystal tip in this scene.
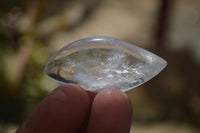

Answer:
[44,36,167,92]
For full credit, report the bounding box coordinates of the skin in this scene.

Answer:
[16,84,133,133]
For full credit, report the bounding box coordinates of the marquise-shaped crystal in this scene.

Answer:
[44,37,167,92]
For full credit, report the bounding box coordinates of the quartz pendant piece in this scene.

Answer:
[44,36,167,92]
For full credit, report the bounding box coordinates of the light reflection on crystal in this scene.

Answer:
[44,36,167,92]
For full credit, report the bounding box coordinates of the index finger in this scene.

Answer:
[87,89,133,133]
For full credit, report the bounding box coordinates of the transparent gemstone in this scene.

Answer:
[44,36,167,92]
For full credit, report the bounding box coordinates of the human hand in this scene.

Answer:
[16,84,132,133]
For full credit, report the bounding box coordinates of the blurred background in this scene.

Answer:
[0,0,200,132]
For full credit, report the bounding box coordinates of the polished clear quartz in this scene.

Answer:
[44,36,167,92]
